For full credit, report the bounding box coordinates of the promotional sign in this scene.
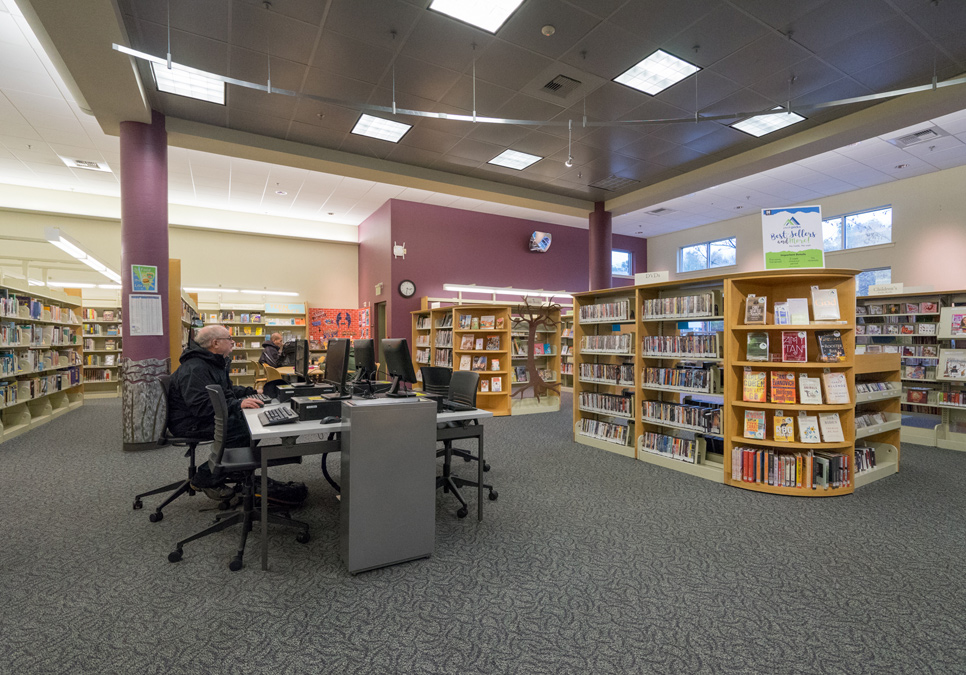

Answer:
[761,206,824,270]
[131,265,158,292]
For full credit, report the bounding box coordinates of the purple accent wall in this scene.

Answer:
[376,199,646,338]
[119,110,168,361]
[588,201,613,291]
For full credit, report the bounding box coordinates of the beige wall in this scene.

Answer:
[0,209,358,307]
[646,163,966,291]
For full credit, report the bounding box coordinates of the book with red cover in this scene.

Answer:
[770,371,797,404]
[742,370,767,402]
[781,331,807,362]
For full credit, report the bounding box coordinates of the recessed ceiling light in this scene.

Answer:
[275,190,287,195]
[60,157,111,172]
[488,149,542,170]
[328,212,335,216]
[895,163,909,169]
[428,0,524,33]
[351,114,412,143]
[150,62,225,105]
[614,49,701,96]
[731,107,806,137]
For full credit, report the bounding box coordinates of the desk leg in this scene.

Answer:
[261,452,269,571]
[478,431,484,522]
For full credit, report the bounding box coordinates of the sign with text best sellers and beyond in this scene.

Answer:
[761,206,824,270]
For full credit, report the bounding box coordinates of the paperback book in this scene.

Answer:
[773,301,790,325]
[480,379,489,392]
[770,371,797,404]
[480,315,495,329]
[746,332,769,362]
[743,410,766,440]
[799,376,823,404]
[459,355,472,371]
[810,287,840,321]
[798,415,821,443]
[460,334,475,350]
[822,372,850,404]
[491,359,501,371]
[744,294,766,324]
[486,336,501,350]
[472,356,487,371]
[787,298,810,325]
[475,338,484,350]
[491,377,502,392]
[742,369,767,403]
[781,331,807,362]
[774,415,795,442]
[818,413,845,442]
[816,330,846,363]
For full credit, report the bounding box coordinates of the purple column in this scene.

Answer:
[119,110,170,450]
[588,201,612,291]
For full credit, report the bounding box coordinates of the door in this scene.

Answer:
[375,301,387,376]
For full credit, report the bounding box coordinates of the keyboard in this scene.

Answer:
[441,399,476,413]
[257,406,299,426]
[252,393,272,403]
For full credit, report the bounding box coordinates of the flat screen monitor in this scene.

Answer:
[352,339,376,382]
[323,338,352,400]
[293,338,310,383]
[381,338,418,397]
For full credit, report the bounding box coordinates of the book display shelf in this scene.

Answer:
[82,303,122,398]
[559,312,574,391]
[0,278,83,445]
[724,270,857,497]
[452,305,512,416]
[572,288,637,458]
[510,305,561,415]
[935,296,966,452]
[853,352,901,487]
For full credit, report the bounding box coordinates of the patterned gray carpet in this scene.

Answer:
[2,396,966,674]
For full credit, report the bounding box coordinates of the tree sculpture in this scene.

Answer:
[511,297,561,402]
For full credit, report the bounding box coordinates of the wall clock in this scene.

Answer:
[398,279,416,298]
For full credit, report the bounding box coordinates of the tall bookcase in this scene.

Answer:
[559,312,574,391]
[854,352,901,487]
[724,270,856,496]
[452,305,512,417]
[0,279,83,444]
[510,305,561,415]
[81,303,122,398]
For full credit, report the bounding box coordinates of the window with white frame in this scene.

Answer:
[856,267,892,296]
[678,237,736,273]
[612,250,633,277]
[823,206,892,252]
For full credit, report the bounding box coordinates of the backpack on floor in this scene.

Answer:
[255,477,308,507]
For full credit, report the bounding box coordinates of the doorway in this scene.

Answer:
[375,301,387,376]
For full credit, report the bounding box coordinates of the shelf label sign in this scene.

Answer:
[868,283,903,295]
[761,206,824,270]
[264,302,306,314]
[131,264,158,293]
[635,271,669,284]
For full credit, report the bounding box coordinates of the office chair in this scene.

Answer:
[168,385,310,571]
[420,366,452,396]
[437,370,498,518]
[132,374,214,522]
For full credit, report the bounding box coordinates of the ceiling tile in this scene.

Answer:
[135,21,229,74]
[608,0,719,47]
[496,93,565,122]
[473,40,554,91]
[400,10,492,71]
[285,121,347,148]
[464,122,529,147]
[324,0,421,50]
[498,0,600,60]
[790,0,898,53]
[376,56,462,102]
[708,33,812,88]
[438,75,517,115]
[229,3,319,65]
[446,136,505,163]
[311,32,393,85]
[559,21,652,81]
[385,144,444,167]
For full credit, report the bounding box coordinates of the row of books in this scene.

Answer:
[896,345,940,358]
[436,315,453,328]
[1,349,80,376]
[580,363,635,384]
[855,412,893,429]
[732,447,849,489]
[1,323,78,348]
[415,348,430,365]
[511,367,555,383]
[642,400,721,434]
[856,323,936,335]
[576,418,630,445]
[209,311,262,323]
[743,411,844,443]
[854,445,879,474]
[458,355,501,372]
[579,392,633,416]
[561,328,574,338]
[0,295,78,324]
[743,289,841,325]
[84,338,118,351]
[458,314,502,330]
[83,368,114,381]
[745,330,844,363]
[905,388,934,405]
[742,370,849,405]
[435,349,452,368]
[415,336,431,347]
[561,345,572,355]
[642,366,715,392]
[579,299,632,322]
[459,335,501,350]
[83,324,119,336]
[856,381,899,394]
[855,345,902,355]
[640,432,700,463]
[265,318,305,326]
[561,363,573,375]
[225,326,265,336]
[642,293,717,319]
[857,301,938,315]
[415,316,432,329]
[641,334,719,358]
[479,377,502,392]
[580,334,633,353]
[81,309,119,321]
[435,329,453,348]
[938,391,966,406]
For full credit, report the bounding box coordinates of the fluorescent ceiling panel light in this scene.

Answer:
[731,107,806,137]
[428,0,524,33]
[48,236,87,260]
[183,287,240,293]
[150,61,226,105]
[98,284,122,289]
[351,114,412,143]
[614,49,701,96]
[28,279,45,286]
[488,149,542,170]
[240,290,299,296]
[80,256,107,273]
[46,281,95,288]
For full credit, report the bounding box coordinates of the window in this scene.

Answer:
[678,237,736,273]
[823,206,892,252]
[612,250,633,277]
[856,267,892,296]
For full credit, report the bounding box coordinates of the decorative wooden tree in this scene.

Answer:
[511,298,561,402]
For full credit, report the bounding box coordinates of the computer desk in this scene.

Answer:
[243,401,492,571]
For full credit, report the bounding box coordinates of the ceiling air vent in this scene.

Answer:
[60,157,111,172]
[646,207,676,216]
[542,74,582,99]
[887,126,949,149]
[589,175,639,192]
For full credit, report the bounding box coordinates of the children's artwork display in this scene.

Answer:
[309,307,370,347]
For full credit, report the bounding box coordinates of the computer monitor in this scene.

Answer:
[323,338,352,400]
[293,338,310,383]
[381,338,418,397]
[352,339,376,382]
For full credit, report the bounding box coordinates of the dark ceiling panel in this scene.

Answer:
[658,69,742,115]
[578,81,647,122]
[385,144,444,167]
[398,124,463,154]
[229,49,305,90]
[311,32,394,85]
[228,108,293,139]
[338,132,396,160]
[324,0,422,49]
[617,134,683,162]
[851,43,961,92]
[473,41,555,91]
[158,94,229,127]
[136,21,229,74]
[464,122,530,148]
[559,21,654,81]
[438,76,518,116]
[376,56,462,102]
[726,0,828,31]
[496,93,566,122]
[708,33,812,88]
[562,0,625,21]
[819,15,927,78]
[122,0,231,42]
[684,125,748,156]
[290,100,362,132]
[497,0,601,60]
[648,121,717,147]
[789,0,897,54]
[230,2,319,65]
[447,137,505,163]
[241,0,328,26]
[286,121,347,148]
[662,5,770,68]
[302,69,377,107]
[608,0,719,46]
[749,57,846,106]
[579,125,649,152]
[511,130,570,157]
[231,85,299,119]
[399,10,492,72]
[898,0,966,45]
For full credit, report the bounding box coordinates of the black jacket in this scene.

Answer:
[258,340,280,368]
[168,342,255,439]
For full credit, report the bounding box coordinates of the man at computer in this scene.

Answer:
[168,325,263,494]
[258,332,283,368]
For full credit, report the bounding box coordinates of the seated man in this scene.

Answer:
[169,325,264,494]
[258,332,283,368]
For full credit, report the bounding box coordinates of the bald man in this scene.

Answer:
[258,332,283,368]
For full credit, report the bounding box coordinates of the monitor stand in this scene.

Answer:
[385,375,415,398]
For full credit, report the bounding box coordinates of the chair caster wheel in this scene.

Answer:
[149,511,163,523]
[133,499,143,510]
[296,532,310,544]
[229,558,243,572]
[218,500,231,510]
[489,491,499,501]
[168,549,183,563]
[457,507,468,519]
[483,463,490,472]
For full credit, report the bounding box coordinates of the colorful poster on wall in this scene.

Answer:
[308,308,368,348]
[131,265,158,292]
[761,206,824,270]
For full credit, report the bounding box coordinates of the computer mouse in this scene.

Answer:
[320,416,340,425]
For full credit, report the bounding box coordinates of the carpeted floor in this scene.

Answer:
[2,395,966,674]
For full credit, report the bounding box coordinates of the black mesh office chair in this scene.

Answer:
[437,370,497,518]
[421,366,490,473]
[167,385,309,571]
[132,374,215,521]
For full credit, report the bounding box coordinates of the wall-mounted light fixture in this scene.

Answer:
[443,283,572,299]
[44,227,121,284]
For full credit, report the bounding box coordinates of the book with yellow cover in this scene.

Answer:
[769,371,797,404]
[774,415,795,442]
[742,370,767,402]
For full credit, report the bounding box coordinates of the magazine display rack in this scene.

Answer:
[935,298,966,451]
[510,305,561,416]
[451,305,512,416]
[82,303,122,398]
[559,312,574,392]
[853,353,901,487]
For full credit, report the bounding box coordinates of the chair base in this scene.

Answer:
[133,443,204,521]
[436,473,497,518]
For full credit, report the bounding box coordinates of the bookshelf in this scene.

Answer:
[81,304,122,398]
[510,305,561,415]
[452,305,512,417]
[572,288,637,458]
[0,278,84,444]
[559,311,574,392]
[935,296,966,452]
[412,309,433,386]
[853,352,901,487]
[724,269,857,497]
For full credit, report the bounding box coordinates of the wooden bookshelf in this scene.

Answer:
[559,311,574,392]
[510,304,561,415]
[452,305,511,417]
[854,352,901,487]
[81,303,122,398]
[0,278,84,444]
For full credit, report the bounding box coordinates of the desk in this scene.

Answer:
[244,401,492,571]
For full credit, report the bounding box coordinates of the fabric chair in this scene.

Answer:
[132,374,214,522]
[436,370,497,518]
[168,385,310,571]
